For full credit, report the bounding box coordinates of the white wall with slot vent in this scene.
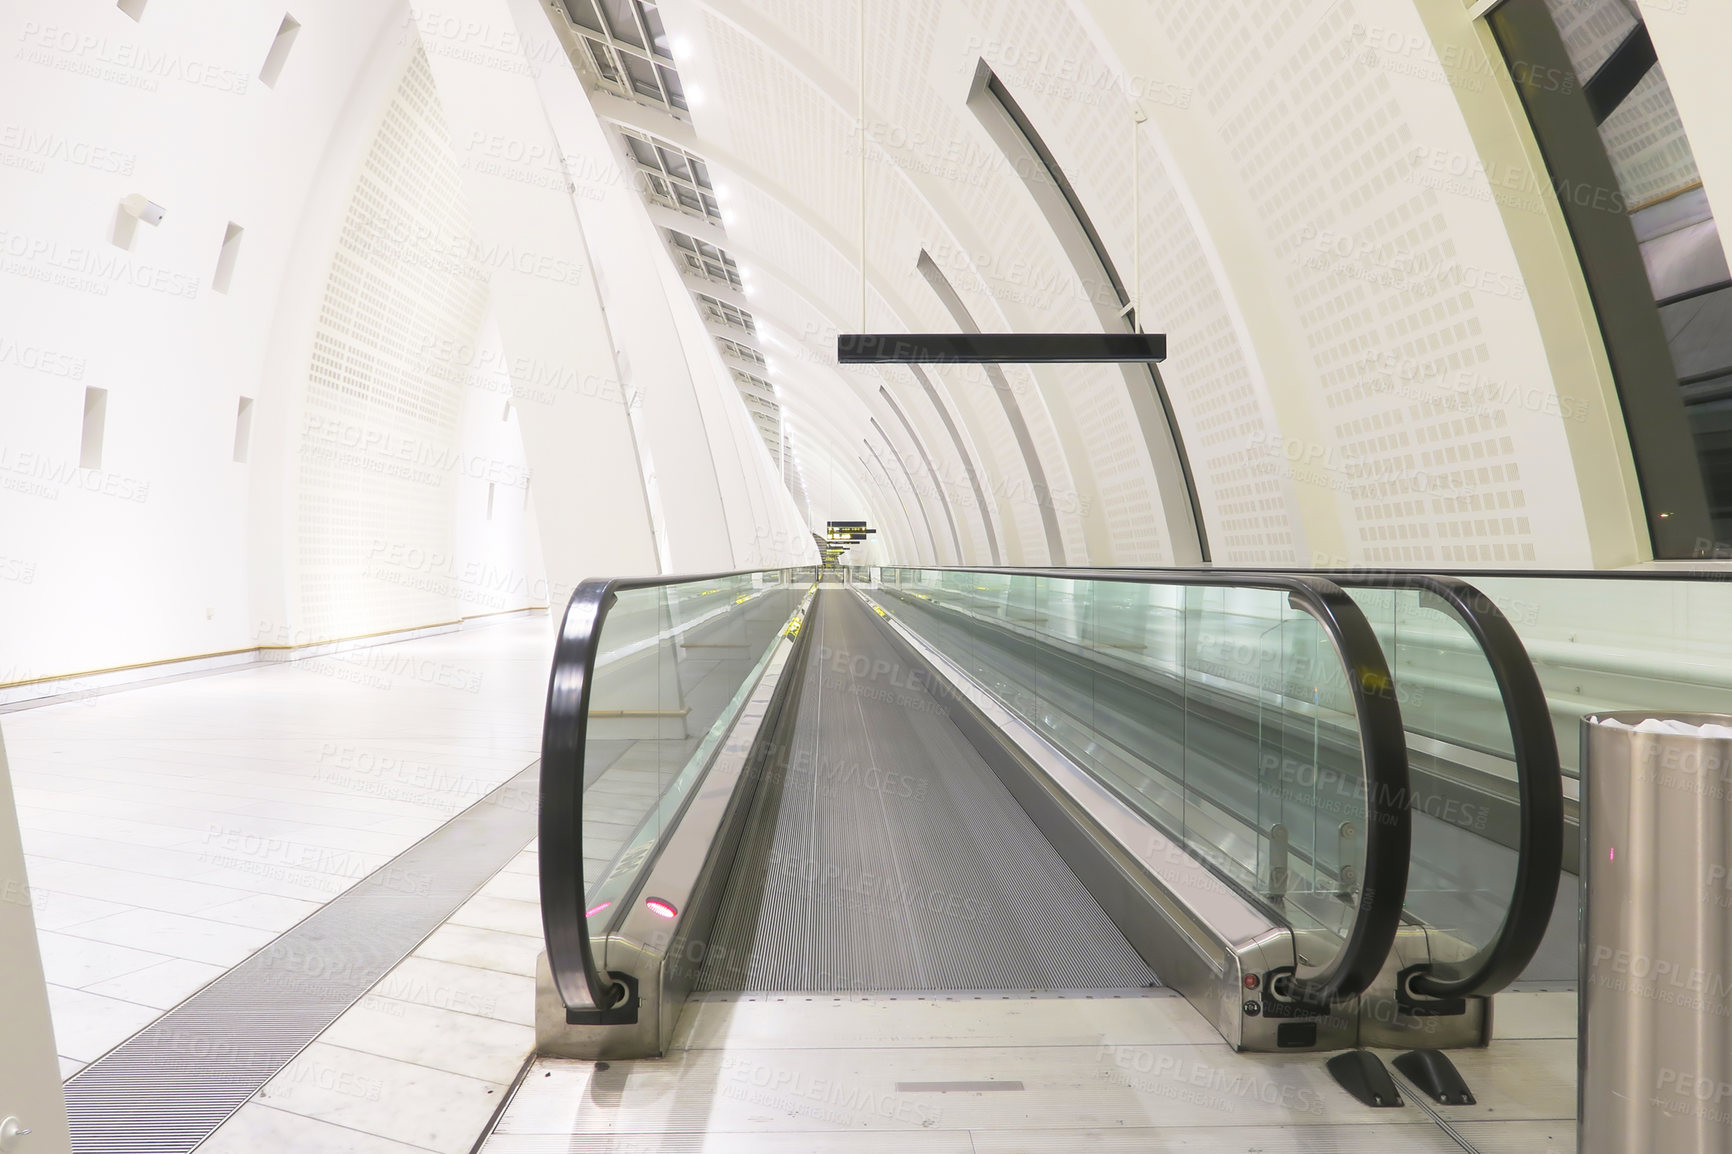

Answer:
[0,0,812,691]
[14,0,1720,693]
[0,0,414,684]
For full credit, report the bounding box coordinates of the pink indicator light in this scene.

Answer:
[645,897,678,919]
[1609,847,1615,862]
[586,901,612,917]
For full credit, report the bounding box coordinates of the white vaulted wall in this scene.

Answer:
[254,37,536,644]
[11,0,1732,691]
[634,0,1732,572]
[499,0,811,570]
[0,0,419,683]
[659,0,1641,570]
[0,0,810,692]
[1076,0,1636,569]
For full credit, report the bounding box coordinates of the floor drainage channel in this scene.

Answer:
[61,762,540,1154]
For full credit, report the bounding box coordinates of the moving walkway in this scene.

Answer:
[535,565,1568,1070]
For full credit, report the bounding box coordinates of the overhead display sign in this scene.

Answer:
[836,333,1166,364]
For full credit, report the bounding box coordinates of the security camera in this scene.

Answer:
[120,194,166,226]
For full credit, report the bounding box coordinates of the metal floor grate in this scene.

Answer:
[699,592,1159,992]
[61,763,539,1153]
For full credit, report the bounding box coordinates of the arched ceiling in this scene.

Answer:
[544,0,1666,569]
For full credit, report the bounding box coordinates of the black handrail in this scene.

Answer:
[1243,565,1732,581]
[539,568,802,1022]
[891,563,1564,1002]
[1324,573,1563,1001]
[878,565,1412,1011]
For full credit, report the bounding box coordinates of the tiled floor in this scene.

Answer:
[479,990,1578,1152]
[0,616,554,1078]
[196,844,544,1154]
[3,607,1582,1152]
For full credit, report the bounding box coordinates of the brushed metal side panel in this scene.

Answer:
[855,591,1343,1051]
[536,594,813,1060]
[1580,712,1732,1154]
[1356,923,1489,1050]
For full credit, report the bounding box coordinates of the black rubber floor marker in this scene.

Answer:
[1326,1050,1404,1107]
[1393,1049,1475,1105]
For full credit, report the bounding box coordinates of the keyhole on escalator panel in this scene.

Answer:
[1337,821,1360,901]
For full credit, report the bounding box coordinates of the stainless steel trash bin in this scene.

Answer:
[1581,712,1732,1154]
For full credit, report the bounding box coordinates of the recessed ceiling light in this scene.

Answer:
[687,84,704,106]
[671,36,692,60]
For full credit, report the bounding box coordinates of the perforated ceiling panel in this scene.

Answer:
[666,0,1594,566]
[963,0,1298,564]
[1153,0,1545,566]
[1543,0,1637,77]
[295,45,492,637]
[1542,0,1699,209]
[1599,66,1701,209]
[703,27,1054,562]
[708,0,1167,565]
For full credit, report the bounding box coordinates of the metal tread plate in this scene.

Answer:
[697,591,1158,992]
[61,764,539,1153]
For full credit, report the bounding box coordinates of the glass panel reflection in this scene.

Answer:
[876,568,1374,948]
[579,571,807,963]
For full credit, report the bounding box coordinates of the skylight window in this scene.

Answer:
[715,337,767,369]
[694,292,756,335]
[559,0,689,114]
[731,369,775,399]
[619,130,722,224]
[667,229,743,290]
